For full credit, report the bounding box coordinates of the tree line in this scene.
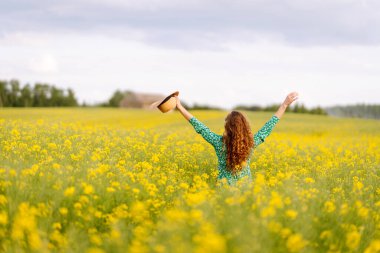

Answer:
[0,79,78,107]
[234,103,327,115]
[325,104,380,120]
[1,81,378,120]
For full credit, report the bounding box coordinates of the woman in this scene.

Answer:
[175,92,299,186]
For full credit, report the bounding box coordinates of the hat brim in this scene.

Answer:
[155,91,179,113]
[157,91,179,107]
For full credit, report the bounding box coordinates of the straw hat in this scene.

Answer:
[151,91,179,113]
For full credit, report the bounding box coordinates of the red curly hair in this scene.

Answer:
[223,111,254,174]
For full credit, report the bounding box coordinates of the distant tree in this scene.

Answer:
[9,79,21,107]
[263,104,282,112]
[232,102,327,115]
[325,104,380,119]
[0,79,78,107]
[50,86,65,106]
[0,80,8,107]
[310,106,327,115]
[191,103,222,110]
[33,83,49,107]
[108,90,125,107]
[234,105,262,111]
[20,84,33,107]
[65,88,78,106]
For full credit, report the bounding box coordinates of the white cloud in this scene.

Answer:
[2,0,380,48]
[1,31,379,108]
[28,54,59,74]
[1,1,379,107]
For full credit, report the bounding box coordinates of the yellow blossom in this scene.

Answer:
[346,230,361,250]
[286,233,308,252]
[64,186,76,197]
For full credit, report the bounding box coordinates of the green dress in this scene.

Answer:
[189,115,280,186]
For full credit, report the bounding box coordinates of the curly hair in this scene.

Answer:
[223,111,254,174]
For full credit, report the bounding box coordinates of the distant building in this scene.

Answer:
[119,91,165,109]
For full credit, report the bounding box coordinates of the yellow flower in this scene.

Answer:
[52,222,62,230]
[346,231,361,250]
[267,221,282,233]
[0,211,8,225]
[179,182,189,190]
[90,234,103,246]
[59,207,68,216]
[193,223,226,253]
[320,230,332,240]
[53,163,61,169]
[285,209,298,220]
[353,177,364,192]
[261,206,276,218]
[0,195,8,205]
[86,248,105,253]
[83,185,94,195]
[186,192,207,206]
[358,207,369,218]
[280,228,292,238]
[64,139,72,149]
[74,202,82,209]
[324,201,336,213]
[269,191,283,209]
[286,233,308,252]
[340,203,349,215]
[64,186,75,197]
[364,240,380,253]
[107,187,116,193]
[28,232,42,250]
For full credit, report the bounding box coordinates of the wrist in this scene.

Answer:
[281,103,288,109]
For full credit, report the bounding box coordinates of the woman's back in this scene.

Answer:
[189,115,280,185]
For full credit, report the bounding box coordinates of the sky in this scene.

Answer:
[1,0,380,109]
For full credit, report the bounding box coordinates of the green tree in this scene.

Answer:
[0,80,8,107]
[33,84,49,107]
[108,90,125,107]
[64,88,78,106]
[9,79,21,107]
[50,86,65,106]
[20,84,33,107]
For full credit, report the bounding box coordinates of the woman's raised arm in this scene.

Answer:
[175,95,220,147]
[175,95,193,121]
[274,92,299,119]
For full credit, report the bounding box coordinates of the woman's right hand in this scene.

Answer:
[174,95,181,108]
[283,92,299,107]
[174,95,193,120]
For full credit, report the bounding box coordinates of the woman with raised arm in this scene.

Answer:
[175,92,299,186]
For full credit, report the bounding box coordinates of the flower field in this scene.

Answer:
[1,108,380,253]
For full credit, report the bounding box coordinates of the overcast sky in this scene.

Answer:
[1,0,380,108]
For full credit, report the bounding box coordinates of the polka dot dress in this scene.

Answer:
[189,115,280,186]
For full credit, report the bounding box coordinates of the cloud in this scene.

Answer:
[29,54,59,74]
[1,0,380,49]
[0,1,379,107]
[1,31,379,107]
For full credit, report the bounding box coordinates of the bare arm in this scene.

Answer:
[274,92,299,119]
[175,95,193,121]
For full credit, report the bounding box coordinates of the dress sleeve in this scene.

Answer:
[189,117,220,147]
[253,115,279,148]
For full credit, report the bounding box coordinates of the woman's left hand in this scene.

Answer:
[283,92,299,107]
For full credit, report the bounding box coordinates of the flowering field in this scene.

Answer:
[1,108,380,253]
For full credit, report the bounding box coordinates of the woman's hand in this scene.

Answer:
[275,91,299,119]
[174,95,182,108]
[283,92,299,107]
[174,95,193,121]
